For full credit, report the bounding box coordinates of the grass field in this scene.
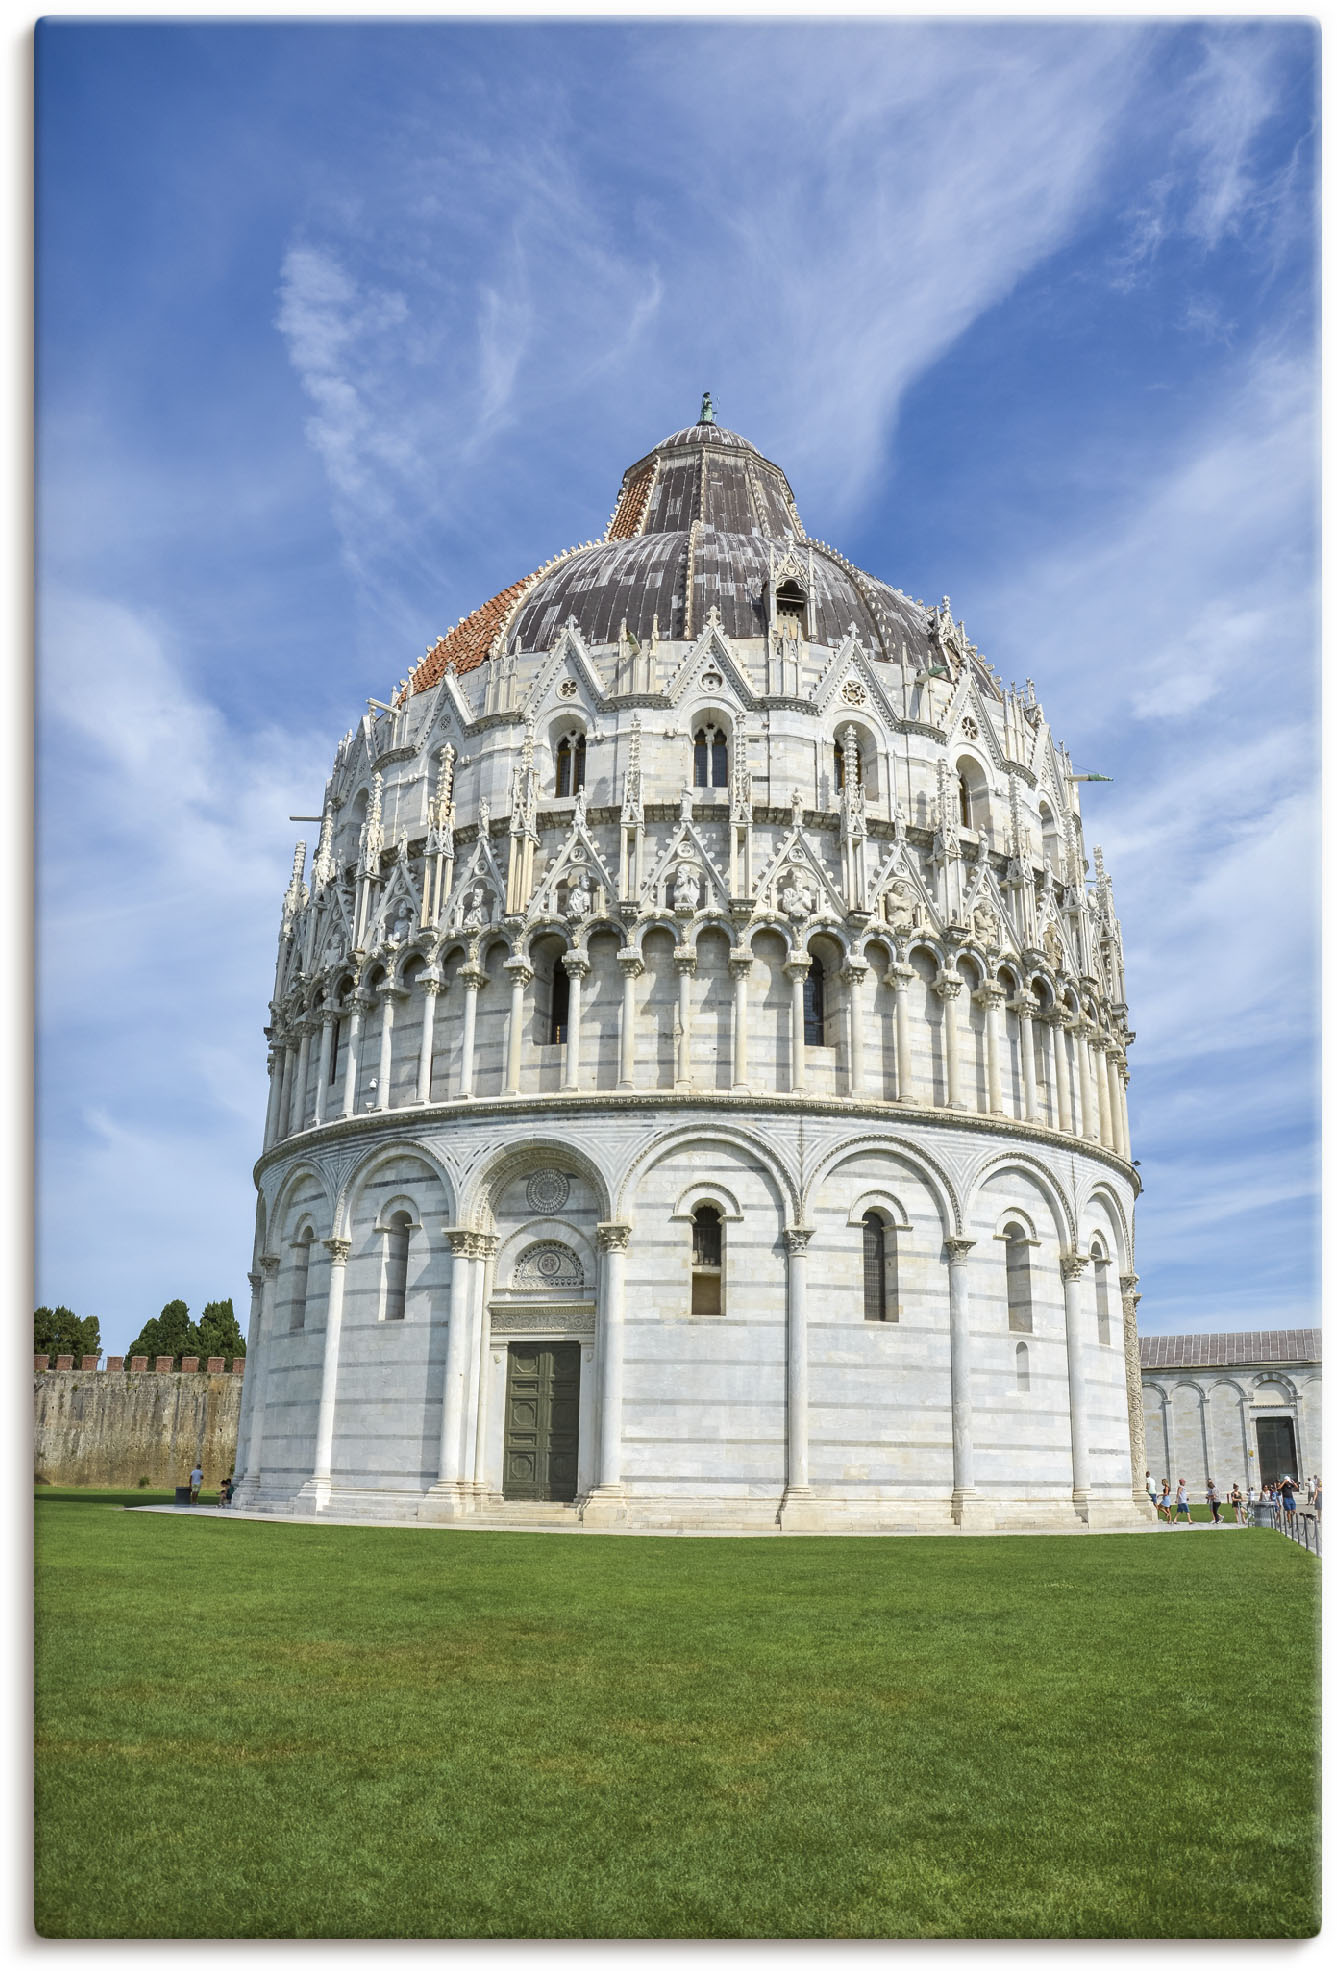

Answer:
[35,1497,1319,1939]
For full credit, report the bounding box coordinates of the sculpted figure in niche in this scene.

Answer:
[1043,922,1064,971]
[389,900,415,945]
[673,861,703,914]
[565,866,595,923]
[972,901,999,948]
[462,884,490,932]
[883,881,917,935]
[779,866,815,922]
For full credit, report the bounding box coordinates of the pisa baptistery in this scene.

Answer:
[232,399,1153,1532]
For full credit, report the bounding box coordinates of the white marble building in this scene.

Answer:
[1141,1331,1322,1496]
[232,403,1153,1532]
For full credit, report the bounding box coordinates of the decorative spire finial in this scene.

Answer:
[700,390,714,426]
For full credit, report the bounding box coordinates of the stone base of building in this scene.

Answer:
[228,1481,1156,1535]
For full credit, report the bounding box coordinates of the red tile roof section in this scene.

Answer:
[407,576,532,696]
[1140,1329,1321,1370]
[607,463,655,541]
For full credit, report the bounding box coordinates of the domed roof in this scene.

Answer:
[407,403,941,695]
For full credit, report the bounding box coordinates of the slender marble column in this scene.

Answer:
[262,1051,282,1150]
[467,1236,500,1491]
[978,984,1005,1115]
[785,958,810,1095]
[1093,1036,1112,1147]
[340,993,367,1119]
[312,1014,335,1127]
[842,961,868,1098]
[458,960,487,1098]
[561,953,590,1092]
[276,1042,295,1142]
[728,954,752,1092]
[373,986,400,1111]
[673,947,696,1090]
[234,1258,277,1489]
[1061,1253,1091,1516]
[1078,1024,1101,1142]
[290,1022,314,1133]
[1120,1270,1150,1508]
[945,1238,976,1520]
[1117,1062,1132,1161]
[594,1222,632,1491]
[416,975,441,1104]
[890,964,914,1103]
[782,1227,812,1499]
[1016,997,1039,1122]
[615,952,642,1090]
[1048,1011,1073,1134]
[935,975,964,1110]
[1107,1052,1127,1158]
[503,959,532,1095]
[1070,1018,1092,1139]
[309,1237,352,1494]
[434,1231,476,1498]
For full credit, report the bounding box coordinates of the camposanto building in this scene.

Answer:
[233,403,1152,1532]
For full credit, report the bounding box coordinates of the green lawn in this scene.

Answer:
[35,1501,1319,1939]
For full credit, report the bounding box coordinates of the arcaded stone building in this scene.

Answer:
[1141,1330,1322,1494]
[233,402,1152,1532]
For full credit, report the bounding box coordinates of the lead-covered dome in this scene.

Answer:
[407,402,939,695]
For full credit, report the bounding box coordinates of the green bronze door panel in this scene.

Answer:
[503,1341,581,1501]
[1255,1415,1299,1491]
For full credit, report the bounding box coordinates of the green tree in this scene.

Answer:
[123,1298,246,1368]
[124,1299,195,1367]
[34,1307,101,1361]
[197,1299,245,1361]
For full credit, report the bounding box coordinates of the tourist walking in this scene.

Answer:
[189,1463,203,1505]
[1157,1482,1173,1523]
[1146,1470,1157,1505]
[1174,1479,1191,1525]
[1280,1476,1297,1522]
[1229,1483,1245,1524]
[1206,1480,1222,1525]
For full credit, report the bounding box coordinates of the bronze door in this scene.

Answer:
[1255,1416,1299,1491]
[503,1341,580,1501]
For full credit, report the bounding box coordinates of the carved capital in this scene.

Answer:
[247,1270,264,1293]
[974,982,1006,1010]
[783,1226,813,1255]
[1060,1252,1089,1283]
[259,1254,281,1280]
[616,950,645,978]
[419,973,444,996]
[933,975,963,1002]
[459,965,488,990]
[673,948,697,976]
[727,954,753,980]
[597,1221,632,1253]
[943,1237,975,1263]
[1012,993,1038,1020]
[888,963,914,990]
[376,981,406,1004]
[504,959,535,986]
[783,957,811,983]
[561,953,591,981]
[1119,1271,1139,1297]
[841,961,869,987]
[446,1228,476,1258]
[323,1238,352,1265]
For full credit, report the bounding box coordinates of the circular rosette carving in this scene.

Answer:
[526,1168,571,1213]
[513,1241,584,1290]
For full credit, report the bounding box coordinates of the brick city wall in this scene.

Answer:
[33,1358,245,1488]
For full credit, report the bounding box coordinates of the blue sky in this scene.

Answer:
[35,17,1319,1354]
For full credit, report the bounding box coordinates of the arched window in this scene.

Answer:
[691,1205,724,1317]
[549,961,570,1045]
[329,1012,341,1085]
[1092,1241,1112,1346]
[775,579,806,641]
[383,1211,411,1322]
[693,724,729,788]
[1040,803,1062,875]
[861,1212,900,1323]
[555,733,586,799]
[958,772,972,829]
[1016,1341,1030,1392]
[803,956,825,1045]
[1004,1222,1032,1334]
[289,1227,313,1332]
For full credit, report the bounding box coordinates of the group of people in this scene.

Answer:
[1144,1472,1321,1526]
[186,1466,234,1507]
